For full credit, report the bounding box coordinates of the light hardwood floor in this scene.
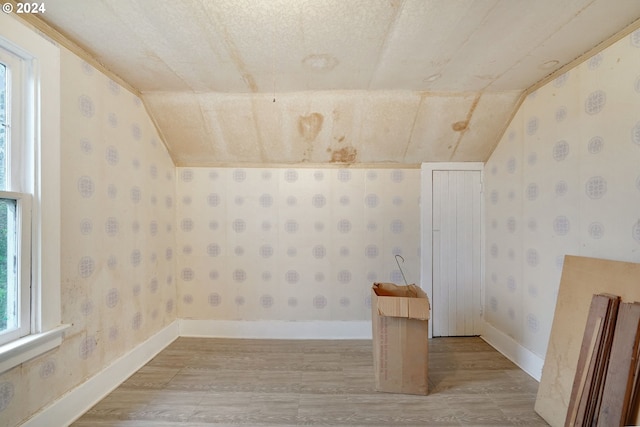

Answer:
[72,336,548,426]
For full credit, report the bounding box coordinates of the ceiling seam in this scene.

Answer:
[487,15,640,163]
[401,92,426,162]
[139,96,178,163]
[6,0,183,166]
[99,0,193,92]
[195,95,220,158]
[366,0,407,90]
[442,0,501,92]
[7,0,140,95]
[525,15,640,95]
[250,98,268,163]
[482,0,600,92]
[205,4,258,93]
[448,93,481,161]
[173,162,421,169]
[483,90,526,162]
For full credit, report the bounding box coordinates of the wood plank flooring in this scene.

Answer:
[72,336,548,426]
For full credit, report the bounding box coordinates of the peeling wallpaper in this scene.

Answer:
[176,167,421,322]
[485,29,640,358]
[0,49,176,425]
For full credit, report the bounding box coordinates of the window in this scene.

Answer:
[0,12,66,374]
[0,46,33,346]
[0,195,32,345]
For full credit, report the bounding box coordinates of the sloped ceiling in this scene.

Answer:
[29,0,640,165]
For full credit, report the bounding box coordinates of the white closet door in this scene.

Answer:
[432,170,482,337]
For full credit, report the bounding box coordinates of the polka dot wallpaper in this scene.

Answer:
[176,167,420,322]
[0,48,176,425]
[485,30,640,358]
[4,17,639,427]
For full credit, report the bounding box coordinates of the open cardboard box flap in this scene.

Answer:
[372,282,430,320]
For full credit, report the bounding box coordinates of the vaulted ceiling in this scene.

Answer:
[27,0,640,165]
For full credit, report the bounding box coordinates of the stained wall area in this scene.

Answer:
[0,42,177,426]
[484,30,640,359]
[175,167,420,322]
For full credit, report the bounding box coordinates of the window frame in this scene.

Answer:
[0,11,68,374]
[0,39,34,346]
[0,44,27,193]
[0,192,32,345]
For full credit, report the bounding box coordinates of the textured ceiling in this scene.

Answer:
[30,0,640,165]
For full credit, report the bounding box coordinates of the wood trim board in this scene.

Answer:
[567,316,602,427]
[628,332,640,423]
[566,294,619,426]
[598,302,640,426]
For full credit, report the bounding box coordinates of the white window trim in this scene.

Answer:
[0,12,69,374]
[0,191,32,345]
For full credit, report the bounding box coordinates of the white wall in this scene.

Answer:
[484,29,640,359]
[175,167,420,324]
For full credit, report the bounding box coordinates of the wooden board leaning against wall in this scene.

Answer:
[535,256,640,427]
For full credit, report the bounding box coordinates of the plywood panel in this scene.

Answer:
[535,255,640,427]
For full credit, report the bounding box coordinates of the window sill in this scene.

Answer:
[0,324,71,374]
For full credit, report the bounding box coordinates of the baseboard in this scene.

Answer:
[480,320,544,381]
[179,319,372,339]
[21,321,180,427]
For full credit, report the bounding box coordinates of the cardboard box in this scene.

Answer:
[371,282,430,395]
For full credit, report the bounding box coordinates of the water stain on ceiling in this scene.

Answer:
[20,0,640,165]
[298,113,324,141]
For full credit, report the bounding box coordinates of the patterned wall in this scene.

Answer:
[485,30,640,358]
[0,49,176,425]
[176,167,420,322]
[9,15,640,427]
